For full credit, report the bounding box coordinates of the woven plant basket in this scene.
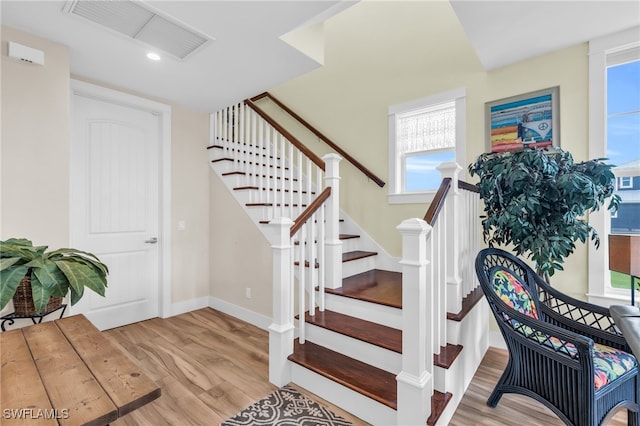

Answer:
[12,274,62,316]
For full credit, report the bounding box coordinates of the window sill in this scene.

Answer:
[587,292,631,308]
[388,191,436,205]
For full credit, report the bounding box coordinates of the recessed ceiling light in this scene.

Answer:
[147,52,161,61]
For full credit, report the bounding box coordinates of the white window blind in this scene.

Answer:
[397,101,456,155]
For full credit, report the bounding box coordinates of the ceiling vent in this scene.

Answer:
[64,0,212,60]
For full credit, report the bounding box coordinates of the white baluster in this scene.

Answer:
[396,218,433,426]
[232,104,238,170]
[318,203,326,312]
[280,135,286,218]
[297,151,303,215]
[258,117,265,204]
[222,108,228,157]
[249,107,257,189]
[265,125,272,218]
[298,224,306,343]
[323,154,342,289]
[288,143,294,219]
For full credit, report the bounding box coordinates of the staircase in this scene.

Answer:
[208,95,488,425]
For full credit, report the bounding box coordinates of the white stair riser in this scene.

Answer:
[304,323,401,373]
[211,160,238,174]
[433,299,489,425]
[290,362,397,426]
[323,292,401,329]
[340,237,361,253]
[342,256,377,278]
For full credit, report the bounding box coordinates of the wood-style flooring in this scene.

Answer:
[106,308,628,425]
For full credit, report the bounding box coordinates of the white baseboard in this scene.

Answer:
[170,296,210,317]
[208,296,272,330]
[489,330,506,350]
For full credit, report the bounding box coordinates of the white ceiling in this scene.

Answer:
[450,0,640,70]
[1,0,354,111]
[2,1,639,112]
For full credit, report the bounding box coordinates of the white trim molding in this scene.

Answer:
[388,87,466,204]
[587,27,640,304]
[208,296,272,330]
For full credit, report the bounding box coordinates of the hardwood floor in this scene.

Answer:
[106,308,629,425]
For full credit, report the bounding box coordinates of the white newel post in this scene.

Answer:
[437,161,463,314]
[266,217,295,387]
[323,153,342,289]
[396,218,433,425]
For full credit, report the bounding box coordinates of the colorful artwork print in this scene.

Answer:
[486,87,559,153]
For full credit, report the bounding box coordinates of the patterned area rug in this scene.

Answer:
[220,385,354,426]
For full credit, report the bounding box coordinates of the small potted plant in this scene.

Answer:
[468,147,620,280]
[0,238,108,314]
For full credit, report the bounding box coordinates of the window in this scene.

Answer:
[388,88,466,204]
[619,176,633,189]
[588,27,640,306]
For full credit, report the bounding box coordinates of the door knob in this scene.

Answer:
[144,237,158,244]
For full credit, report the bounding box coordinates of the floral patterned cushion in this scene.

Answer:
[544,336,637,390]
[491,267,538,319]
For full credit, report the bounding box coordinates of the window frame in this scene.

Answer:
[388,87,466,204]
[587,26,640,306]
[619,176,633,189]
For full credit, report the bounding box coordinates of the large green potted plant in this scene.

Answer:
[0,238,108,314]
[468,147,620,279]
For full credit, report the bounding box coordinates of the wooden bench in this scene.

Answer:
[1,314,160,426]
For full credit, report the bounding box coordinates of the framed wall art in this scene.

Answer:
[485,86,560,153]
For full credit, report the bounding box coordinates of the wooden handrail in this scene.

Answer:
[458,180,479,193]
[250,92,386,188]
[290,187,332,237]
[424,179,479,225]
[423,178,452,225]
[245,98,325,171]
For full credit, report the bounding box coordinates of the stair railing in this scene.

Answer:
[396,162,480,424]
[250,92,385,188]
[214,100,326,221]
[265,154,342,387]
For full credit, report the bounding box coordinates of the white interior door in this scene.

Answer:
[71,91,161,330]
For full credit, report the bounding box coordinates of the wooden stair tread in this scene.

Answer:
[326,269,402,309]
[246,203,307,207]
[294,234,361,246]
[434,344,463,369]
[289,340,398,410]
[211,157,233,163]
[233,186,315,195]
[221,171,299,182]
[342,250,377,262]
[447,286,483,322]
[303,308,401,353]
[294,251,376,268]
[339,234,360,240]
[427,391,452,426]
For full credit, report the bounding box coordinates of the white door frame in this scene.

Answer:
[70,79,172,319]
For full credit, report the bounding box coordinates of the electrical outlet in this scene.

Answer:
[245,287,252,299]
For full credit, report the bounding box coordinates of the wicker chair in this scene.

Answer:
[475,248,640,425]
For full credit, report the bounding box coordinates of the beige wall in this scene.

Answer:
[266,1,591,300]
[1,26,211,309]
[170,105,211,303]
[209,171,273,317]
[1,26,71,249]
